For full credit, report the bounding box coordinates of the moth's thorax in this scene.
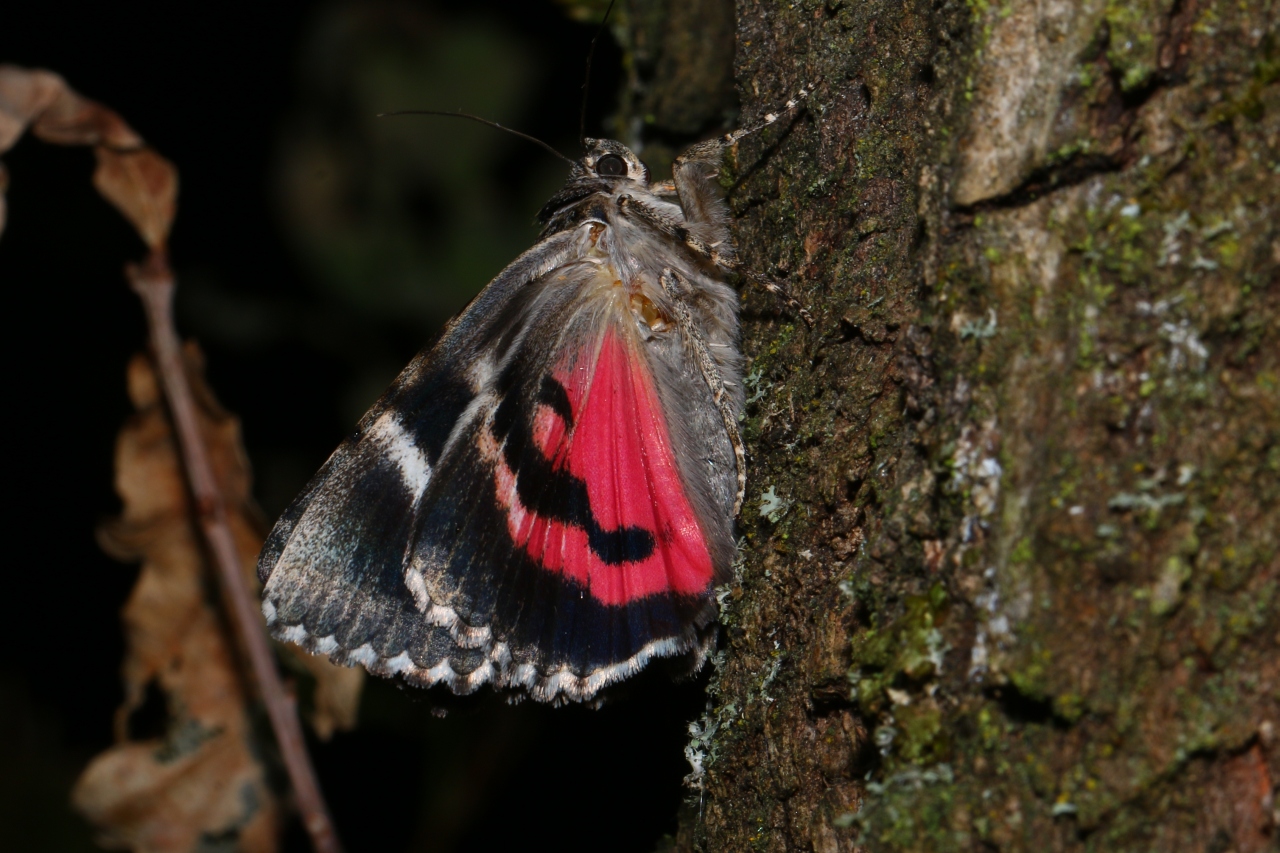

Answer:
[533,139,740,361]
[563,199,738,356]
[561,254,672,340]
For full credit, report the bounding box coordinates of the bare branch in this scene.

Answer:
[128,253,344,853]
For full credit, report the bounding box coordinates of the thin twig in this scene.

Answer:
[127,252,344,853]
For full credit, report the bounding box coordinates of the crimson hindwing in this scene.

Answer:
[258,236,735,703]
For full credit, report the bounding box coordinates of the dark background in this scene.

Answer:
[0,2,714,850]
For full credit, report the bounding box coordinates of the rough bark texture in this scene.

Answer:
[621,1,1279,850]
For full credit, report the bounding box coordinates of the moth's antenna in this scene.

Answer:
[578,0,617,146]
[379,109,575,167]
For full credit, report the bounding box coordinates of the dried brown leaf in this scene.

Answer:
[0,64,174,247]
[94,148,177,251]
[77,345,362,851]
[28,82,142,149]
[74,349,279,853]
[294,654,365,742]
[0,65,66,151]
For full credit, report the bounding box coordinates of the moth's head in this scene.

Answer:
[580,138,651,185]
[537,138,652,229]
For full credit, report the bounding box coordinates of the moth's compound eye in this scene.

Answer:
[595,154,627,177]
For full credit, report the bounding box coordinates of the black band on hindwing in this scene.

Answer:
[490,373,656,566]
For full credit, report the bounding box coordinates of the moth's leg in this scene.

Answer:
[649,179,677,199]
[736,269,816,328]
[659,267,746,516]
[670,80,818,227]
[618,195,815,327]
[717,80,819,148]
[617,193,720,260]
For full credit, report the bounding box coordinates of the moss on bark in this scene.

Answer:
[615,1,1278,850]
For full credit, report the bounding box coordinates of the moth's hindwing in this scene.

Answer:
[259,213,743,702]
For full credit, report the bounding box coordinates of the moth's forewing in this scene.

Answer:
[260,140,744,703]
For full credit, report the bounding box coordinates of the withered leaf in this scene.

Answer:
[0,65,67,150]
[74,348,279,853]
[93,147,178,252]
[74,344,363,852]
[291,653,366,743]
[0,64,175,248]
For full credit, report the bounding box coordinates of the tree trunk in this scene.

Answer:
[622,0,1279,850]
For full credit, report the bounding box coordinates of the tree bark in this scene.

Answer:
[622,1,1279,850]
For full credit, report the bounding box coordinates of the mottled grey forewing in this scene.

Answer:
[259,238,733,701]
[260,138,763,699]
[257,231,583,686]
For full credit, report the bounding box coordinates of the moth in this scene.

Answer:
[258,84,814,703]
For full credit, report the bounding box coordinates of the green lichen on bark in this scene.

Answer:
[676,1,973,849]
[612,0,1280,850]
[860,1,1279,848]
